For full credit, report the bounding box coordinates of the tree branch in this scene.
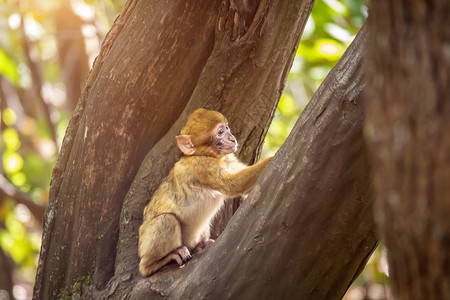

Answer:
[0,174,45,224]
[19,16,59,149]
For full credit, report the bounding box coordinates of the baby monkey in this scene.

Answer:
[138,108,272,276]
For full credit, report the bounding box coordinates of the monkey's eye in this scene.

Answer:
[218,128,224,135]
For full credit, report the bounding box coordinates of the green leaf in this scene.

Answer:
[3,127,21,152]
[278,94,297,117]
[11,172,27,186]
[2,108,17,126]
[22,153,52,188]
[0,49,19,85]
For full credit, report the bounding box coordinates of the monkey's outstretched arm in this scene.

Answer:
[225,157,272,195]
[198,157,272,197]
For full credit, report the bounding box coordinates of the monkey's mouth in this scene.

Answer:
[216,140,237,154]
[222,141,238,154]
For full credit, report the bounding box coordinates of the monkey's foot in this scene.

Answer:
[168,246,191,266]
[192,238,215,254]
[176,245,192,262]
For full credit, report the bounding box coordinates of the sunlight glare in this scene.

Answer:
[4,153,24,173]
[8,13,21,30]
[325,23,354,43]
[323,0,346,14]
[38,139,57,159]
[15,204,31,223]
[24,16,45,40]
[13,284,28,300]
[317,41,341,56]
[71,0,95,21]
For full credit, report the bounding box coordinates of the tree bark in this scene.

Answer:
[365,1,450,299]
[33,0,314,299]
[0,246,13,300]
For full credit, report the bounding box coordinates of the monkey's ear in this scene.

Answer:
[176,135,196,155]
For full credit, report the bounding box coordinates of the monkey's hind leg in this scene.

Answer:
[139,214,189,276]
[145,245,191,275]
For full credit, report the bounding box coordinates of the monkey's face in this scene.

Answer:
[212,122,238,155]
[176,109,238,158]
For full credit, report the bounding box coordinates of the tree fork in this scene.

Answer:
[34,0,315,298]
[95,23,377,300]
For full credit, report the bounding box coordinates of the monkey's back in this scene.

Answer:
[142,156,226,249]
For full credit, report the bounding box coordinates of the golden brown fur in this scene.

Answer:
[138,108,271,276]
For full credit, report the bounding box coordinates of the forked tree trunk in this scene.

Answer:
[124,24,377,300]
[34,0,381,298]
[34,0,315,299]
[365,1,450,299]
[33,0,381,298]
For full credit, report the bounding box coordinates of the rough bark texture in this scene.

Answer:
[365,1,450,299]
[0,246,13,300]
[34,0,314,299]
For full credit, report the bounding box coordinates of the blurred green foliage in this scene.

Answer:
[0,1,389,299]
[263,0,367,157]
[0,50,20,86]
[0,1,124,298]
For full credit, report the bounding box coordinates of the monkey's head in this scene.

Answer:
[176,108,238,158]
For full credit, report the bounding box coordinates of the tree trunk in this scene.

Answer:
[33,0,314,299]
[365,1,450,299]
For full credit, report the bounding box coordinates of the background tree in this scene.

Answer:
[0,1,116,298]
[365,1,450,299]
